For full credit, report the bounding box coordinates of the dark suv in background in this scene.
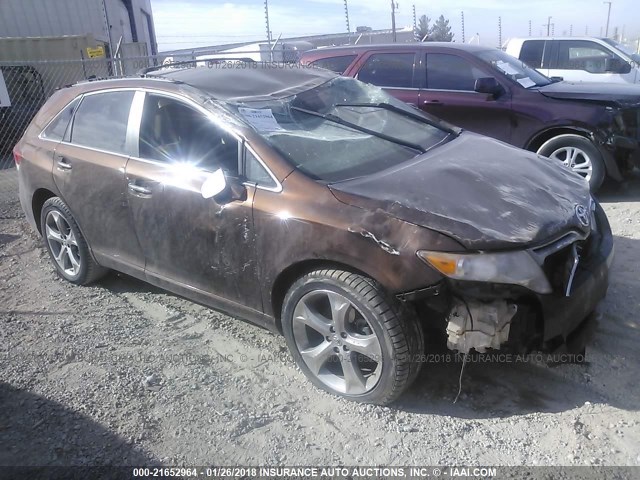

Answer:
[301,43,640,191]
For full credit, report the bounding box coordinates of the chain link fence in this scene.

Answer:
[0,47,304,204]
[0,55,159,167]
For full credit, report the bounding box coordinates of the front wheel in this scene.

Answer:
[537,134,605,191]
[282,269,423,405]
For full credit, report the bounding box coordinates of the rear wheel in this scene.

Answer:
[40,197,107,285]
[537,134,605,191]
[282,269,423,405]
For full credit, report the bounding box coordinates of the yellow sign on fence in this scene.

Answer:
[86,46,105,58]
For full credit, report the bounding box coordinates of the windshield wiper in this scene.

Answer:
[335,102,460,135]
[290,106,427,153]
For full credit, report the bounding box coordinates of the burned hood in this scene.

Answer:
[330,133,592,250]
[536,81,640,107]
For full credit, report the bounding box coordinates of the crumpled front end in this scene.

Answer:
[408,201,613,356]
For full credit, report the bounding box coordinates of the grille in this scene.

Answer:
[533,231,593,295]
[541,242,582,293]
[621,108,640,141]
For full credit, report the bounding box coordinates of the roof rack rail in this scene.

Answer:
[139,58,257,76]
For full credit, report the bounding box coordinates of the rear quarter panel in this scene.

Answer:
[16,88,76,231]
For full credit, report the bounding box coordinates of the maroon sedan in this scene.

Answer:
[301,43,640,191]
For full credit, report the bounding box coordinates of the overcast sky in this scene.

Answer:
[151,0,640,52]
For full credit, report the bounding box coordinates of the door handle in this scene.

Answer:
[128,183,153,196]
[423,100,443,106]
[56,159,72,170]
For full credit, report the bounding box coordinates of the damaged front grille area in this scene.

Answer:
[532,228,595,296]
[621,108,640,141]
[541,241,583,294]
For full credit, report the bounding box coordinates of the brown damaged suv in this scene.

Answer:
[15,63,614,404]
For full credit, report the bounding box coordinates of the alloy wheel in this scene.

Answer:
[291,290,382,395]
[45,210,81,277]
[549,146,593,181]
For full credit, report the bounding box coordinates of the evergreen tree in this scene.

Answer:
[429,15,454,42]
[416,15,431,41]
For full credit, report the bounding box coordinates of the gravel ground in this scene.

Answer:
[1,167,640,468]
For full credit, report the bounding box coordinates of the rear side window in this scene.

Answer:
[310,55,357,74]
[426,53,483,91]
[71,91,134,155]
[520,40,545,68]
[42,98,79,141]
[357,53,415,88]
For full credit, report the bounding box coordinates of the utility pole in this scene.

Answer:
[544,16,552,36]
[498,16,502,48]
[603,1,612,37]
[528,20,532,37]
[264,0,271,57]
[569,24,573,36]
[461,11,465,43]
[585,25,589,35]
[344,0,351,34]
[391,1,398,43]
[412,4,417,31]
[343,0,351,44]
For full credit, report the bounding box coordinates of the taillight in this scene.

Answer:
[13,147,23,167]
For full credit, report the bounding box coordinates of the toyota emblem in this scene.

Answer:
[575,204,590,228]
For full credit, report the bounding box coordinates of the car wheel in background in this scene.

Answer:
[537,134,605,191]
[282,269,423,405]
[40,197,107,285]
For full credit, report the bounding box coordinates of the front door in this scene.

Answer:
[549,39,635,84]
[419,52,513,142]
[52,89,144,271]
[125,92,261,309]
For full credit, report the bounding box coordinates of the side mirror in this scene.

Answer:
[201,168,247,204]
[549,76,564,83]
[474,77,503,97]
[605,57,631,74]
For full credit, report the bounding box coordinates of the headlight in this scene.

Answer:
[417,250,552,294]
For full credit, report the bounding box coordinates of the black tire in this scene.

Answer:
[537,134,606,192]
[40,197,107,285]
[282,269,423,405]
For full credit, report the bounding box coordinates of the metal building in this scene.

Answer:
[0,0,157,57]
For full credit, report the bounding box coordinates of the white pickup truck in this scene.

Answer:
[505,37,640,84]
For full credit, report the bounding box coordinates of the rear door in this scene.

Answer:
[308,55,357,74]
[52,89,144,273]
[419,51,513,142]
[350,50,420,107]
[518,40,549,75]
[124,91,262,309]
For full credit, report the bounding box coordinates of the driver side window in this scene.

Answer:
[138,94,239,174]
[557,40,622,73]
[426,53,484,91]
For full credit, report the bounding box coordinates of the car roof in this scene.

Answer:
[147,62,338,103]
[507,37,611,42]
[304,42,496,55]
